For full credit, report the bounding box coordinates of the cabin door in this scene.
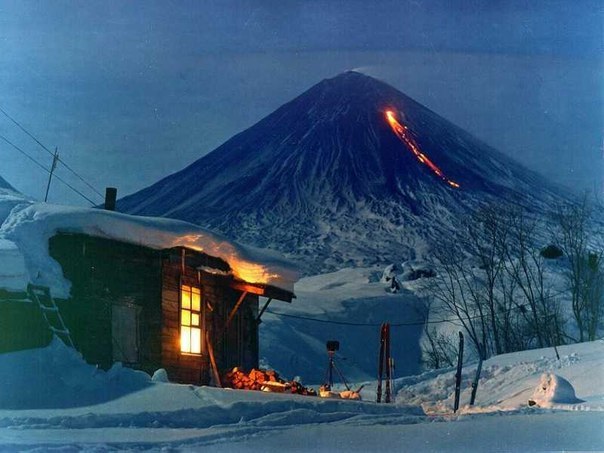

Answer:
[112,303,141,364]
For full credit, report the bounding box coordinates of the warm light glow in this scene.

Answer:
[384,109,460,189]
[181,326,191,353]
[191,328,201,354]
[181,285,191,309]
[180,284,202,354]
[227,258,281,286]
[192,287,200,311]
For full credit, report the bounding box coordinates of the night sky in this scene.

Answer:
[0,0,601,205]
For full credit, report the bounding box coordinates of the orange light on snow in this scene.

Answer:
[384,110,460,189]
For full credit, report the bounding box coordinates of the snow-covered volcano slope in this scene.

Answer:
[117,71,567,273]
[259,267,426,384]
[0,338,601,450]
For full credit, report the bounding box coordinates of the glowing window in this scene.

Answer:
[180,285,202,354]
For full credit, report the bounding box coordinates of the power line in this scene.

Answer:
[266,296,567,328]
[265,308,496,328]
[0,105,104,199]
[0,134,97,205]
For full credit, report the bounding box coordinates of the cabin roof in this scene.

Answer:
[0,195,299,299]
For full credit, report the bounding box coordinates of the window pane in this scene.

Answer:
[191,313,199,326]
[180,326,191,353]
[191,328,201,354]
[181,286,191,309]
[192,290,201,311]
[181,309,191,326]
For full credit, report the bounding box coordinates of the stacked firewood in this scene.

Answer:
[223,367,317,396]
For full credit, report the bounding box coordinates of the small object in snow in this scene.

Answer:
[528,373,583,407]
[152,368,170,383]
[319,384,340,399]
[339,390,361,400]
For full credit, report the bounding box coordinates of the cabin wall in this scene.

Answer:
[0,290,52,353]
[160,251,260,385]
[49,234,163,373]
[160,257,208,384]
[38,235,266,387]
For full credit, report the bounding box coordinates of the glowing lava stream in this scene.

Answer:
[385,110,460,188]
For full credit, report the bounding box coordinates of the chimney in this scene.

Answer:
[104,187,117,211]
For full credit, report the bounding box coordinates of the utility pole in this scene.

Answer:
[44,147,59,202]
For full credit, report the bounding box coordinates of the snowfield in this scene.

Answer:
[0,338,602,451]
[1,189,603,450]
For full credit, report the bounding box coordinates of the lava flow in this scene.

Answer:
[385,110,460,188]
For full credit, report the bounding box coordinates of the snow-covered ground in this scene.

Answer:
[260,267,427,384]
[1,258,602,451]
[0,337,602,450]
[1,188,603,450]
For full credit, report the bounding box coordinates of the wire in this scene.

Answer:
[0,105,104,199]
[263,298,552,328]
[264,308,506,328]
[0,134,97,205]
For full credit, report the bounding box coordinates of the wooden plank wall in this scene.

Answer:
[49,234,163,373]
[160,250,260,385]
[160,258,207,384]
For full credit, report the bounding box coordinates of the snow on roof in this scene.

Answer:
[0,193,299,298]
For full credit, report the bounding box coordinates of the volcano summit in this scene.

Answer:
[117,71,563,272]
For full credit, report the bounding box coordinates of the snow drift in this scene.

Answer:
[529,373,584,407]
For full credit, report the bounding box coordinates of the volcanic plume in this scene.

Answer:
[117,71,564,272]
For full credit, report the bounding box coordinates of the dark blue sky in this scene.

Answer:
[0,0,602,204]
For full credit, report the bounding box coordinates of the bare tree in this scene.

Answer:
[420,297,457,369]
[502,208,564,348]
[463,206,510,355]
[583,252,603,341]
[425,202,568,367]
[430,238,490,359]
[554,197,603,341]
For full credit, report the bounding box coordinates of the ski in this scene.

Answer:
[453,331,464,413]
[470,353,483,406]
[376,323,392,403]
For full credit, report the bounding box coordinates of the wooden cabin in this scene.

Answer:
[0,232,294,386]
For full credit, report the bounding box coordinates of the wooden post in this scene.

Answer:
[44,147,59,202]
[225,291,248,331]
[205,331,221,387]
[384,323,392,403]
[377,323,386,403]
[256,298,273,324]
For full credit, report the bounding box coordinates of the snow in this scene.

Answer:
[259,267,427,383]
[0,193,298,297]
[0,186,602,450]
[529,373,583,407]
[0,336,602,450]
[0,238,28,292]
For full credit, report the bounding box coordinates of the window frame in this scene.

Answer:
[179,282,202,355]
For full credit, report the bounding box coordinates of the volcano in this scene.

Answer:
[117,71,564,272]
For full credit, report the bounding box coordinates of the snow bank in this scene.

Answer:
[0,195,298,297]
[0,239,28,291]
[529,373,583,407]
[395,340,604,414]
[0,337,152,409]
